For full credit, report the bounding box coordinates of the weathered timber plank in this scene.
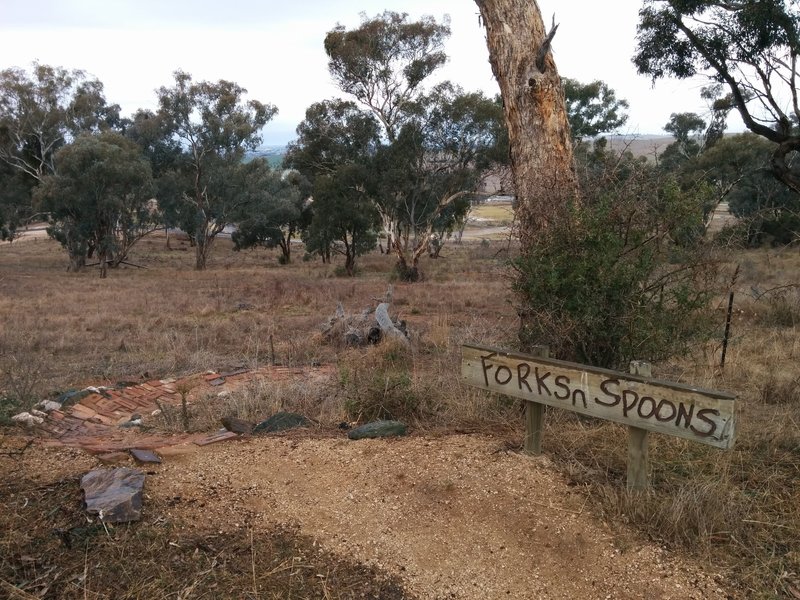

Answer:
[461,344,736,449]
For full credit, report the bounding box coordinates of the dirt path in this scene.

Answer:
[149,433,729,599]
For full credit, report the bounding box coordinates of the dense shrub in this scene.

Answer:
[513,148,720,369]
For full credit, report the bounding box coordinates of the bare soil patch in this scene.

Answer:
[2,434,730,599]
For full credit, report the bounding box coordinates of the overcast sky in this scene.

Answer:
[0,0,727,145]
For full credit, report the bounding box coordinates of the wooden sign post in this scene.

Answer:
[524,345,549,455]
[627,360,652,490]
[461,345,736,489]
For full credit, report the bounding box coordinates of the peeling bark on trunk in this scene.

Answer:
[475,0,579,252]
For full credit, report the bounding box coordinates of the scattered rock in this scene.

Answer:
[253,412,310,434]
[37,400,63,412]
[130,449,162,464]
[217,390,231,399]
[56,389,92,407]
[11,412,44,427]
[81,467,145,523]
[221,416,253,435]
[347,420,408,440]
[119,415,143,428]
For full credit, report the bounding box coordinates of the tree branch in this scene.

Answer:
[535,15,559,73]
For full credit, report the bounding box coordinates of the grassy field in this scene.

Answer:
[1,232,799,597]
[469,201,515,226]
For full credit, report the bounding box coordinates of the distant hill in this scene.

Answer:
[245,145,286,168]
[603,135,674,159]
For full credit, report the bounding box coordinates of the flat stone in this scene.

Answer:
[81,467,145,523]
[130,448,162,464]
[38,400,63,412]
[97,452,131,465]
[348,420,408,440]
[221,416,252,435]
[253,412,310,434]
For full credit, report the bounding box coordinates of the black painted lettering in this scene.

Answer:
[554,375,570,400]
[637,396,657,419]
[596,379,621,407]
[495,365,513,385]
[517,363,532,393]
[572,389,587,408]
[654,399,677,422]
[622,390,639,418]
[534,368,552,396]
[690,408,720,438]
[676,403,695,429]
[480,353,496,387]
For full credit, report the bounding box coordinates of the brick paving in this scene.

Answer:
[35,365,334,454]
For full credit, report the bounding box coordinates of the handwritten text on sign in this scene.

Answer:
[461,345,736,449]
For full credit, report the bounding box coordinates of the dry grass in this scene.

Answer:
[470,202,515,225]
[1,234,799,597]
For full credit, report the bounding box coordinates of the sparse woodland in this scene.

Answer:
[1,2,800,598]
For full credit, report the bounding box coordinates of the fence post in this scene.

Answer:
[627,360,652,490]
[524,345,549,455]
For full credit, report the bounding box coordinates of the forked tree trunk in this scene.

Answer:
[475,0,579,252]
[195,232,212,270]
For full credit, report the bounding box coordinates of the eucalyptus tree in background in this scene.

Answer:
[0,161,34,241]
[123,108,189,249]
[563,78,629,142]
[374,82,503,279]
[0,63,120,183]
[634,0,800,193]
[324,12,505,279]
[232,166,312,264]
[658,111,708,171]
[0,62,120,238]
[303,163,381,276]
[690,133,800,244]
[34,132,155,276]
[325,10,450,142]
[285,99,382,271]
[156,71,277,269]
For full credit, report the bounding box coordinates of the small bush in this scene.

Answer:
[0,395,25,426]
[339,340,429,422]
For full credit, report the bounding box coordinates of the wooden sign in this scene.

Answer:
[462,344,736,450]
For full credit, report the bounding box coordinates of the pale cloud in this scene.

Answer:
[0,0,732,144]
